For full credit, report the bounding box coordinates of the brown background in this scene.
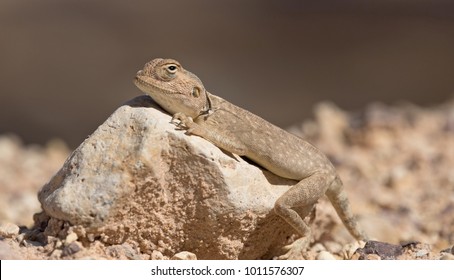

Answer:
[1,0,453,147]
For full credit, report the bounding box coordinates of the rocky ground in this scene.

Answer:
[0,99,453,260]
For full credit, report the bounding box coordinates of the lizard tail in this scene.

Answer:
[326,176,368,241]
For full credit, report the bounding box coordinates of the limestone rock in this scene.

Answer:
[65,232,78,245]
[0,222,20,238]
[38,95,300,259]
[316,251,336,260]
[171,251,197,260]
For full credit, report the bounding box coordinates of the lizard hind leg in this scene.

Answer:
[274,172,332,260]
[325,176,368,241]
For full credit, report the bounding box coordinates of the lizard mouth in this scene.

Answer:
[133,70,149,88]
[133,74,176,96]
[133,76,150,92]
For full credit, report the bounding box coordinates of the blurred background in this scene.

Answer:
[1,0,454,148]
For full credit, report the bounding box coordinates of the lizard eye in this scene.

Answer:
[166,64,178,74]
[192,87,201,97]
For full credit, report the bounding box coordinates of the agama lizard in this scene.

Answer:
[134,58,368,259]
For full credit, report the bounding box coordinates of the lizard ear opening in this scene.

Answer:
[192,87,201,98]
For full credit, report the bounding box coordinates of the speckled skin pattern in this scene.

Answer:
[134,58,368,258]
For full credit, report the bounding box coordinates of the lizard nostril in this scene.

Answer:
[136,70,144,76]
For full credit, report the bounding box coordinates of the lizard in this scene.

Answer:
[133,58,368,259]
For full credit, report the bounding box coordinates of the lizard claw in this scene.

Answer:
[171,112,199,135]
[276,238,309,260]
[171,113,194,129]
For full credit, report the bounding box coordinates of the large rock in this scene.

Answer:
[38,95,301,259]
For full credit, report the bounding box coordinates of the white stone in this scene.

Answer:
[0,222,20,238]
[171,251,197,260]
[316,251,336,260]
[38,96,300,259]
[65,232,78,245]
[416,249,429,257]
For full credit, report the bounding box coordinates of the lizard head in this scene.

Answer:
[134,58,211,118]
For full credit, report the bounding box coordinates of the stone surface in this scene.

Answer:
[366,254,381,260]
[38,95,301,260]
[105,244,144,260]
[415,249,429,258]
[61,241,82,257]
[355,240,403,260]
[65,232,78,245]
[151,250,164,260]
[439,253,454,260]
[0,222,20,238]
[171,251,197,260]
[316,251,336,260]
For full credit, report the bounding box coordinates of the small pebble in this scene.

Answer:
[15,233,25,244]
[87,233,95,242]
[151,250,164,260]
[416,249,429,257]
[324,241,342,254]
[316,251,336,260]
[0,222,20,238]
[62,241,82,257]
[439,253,454,260]
[171,251,197,260]
[65,232,78,245]
[366,254,381,260]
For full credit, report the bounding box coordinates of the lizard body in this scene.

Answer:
[134,58,368,259]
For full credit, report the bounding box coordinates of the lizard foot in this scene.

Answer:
[276,237,310,260]
[171,112,192,127]
[171,112,198,133]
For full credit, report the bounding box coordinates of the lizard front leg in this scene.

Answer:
[171,112,248,156]
[171,112,200,135]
